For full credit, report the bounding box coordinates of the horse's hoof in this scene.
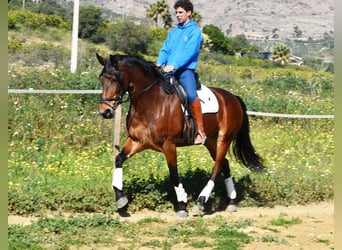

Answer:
[118,208,131,217]
[192,203,204,216]
[176,210,188,218]
[116,196,128,209]
[226,204,237,212]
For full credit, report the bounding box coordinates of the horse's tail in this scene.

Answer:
[232,96,265,172]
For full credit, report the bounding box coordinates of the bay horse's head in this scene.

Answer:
[96,53,125,119]
[96,53,173,118]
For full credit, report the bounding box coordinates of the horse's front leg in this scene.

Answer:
[163,141,188,218]
[112,151,129,210]
[112,138,144,213]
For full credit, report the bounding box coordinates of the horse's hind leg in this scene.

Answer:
[192,137,218,215]
[221,158,238,212]
[194,137,237,214]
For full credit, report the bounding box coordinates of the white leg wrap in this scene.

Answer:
[199,180,215,202]
[174,183,188,203]
[225,177,237,199]
[112,168,123,190]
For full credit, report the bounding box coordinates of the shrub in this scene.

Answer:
[8,9,69,31]
[8,36,23,53]
[8,67,333,214]
[9,42,69,68]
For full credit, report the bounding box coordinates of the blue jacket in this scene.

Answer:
[156,20,202,71]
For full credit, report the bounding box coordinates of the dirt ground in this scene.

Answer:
[8,201,334,249]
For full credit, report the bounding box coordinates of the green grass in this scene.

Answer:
[8,215,253,250]
[255,235,289,245]
[8,48,334,215]
[8,116,334,214]
[315,238,331,245]
[7,65,334,214]
[269,214,302,226]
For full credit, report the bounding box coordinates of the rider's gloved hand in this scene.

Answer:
[161,71,173,79]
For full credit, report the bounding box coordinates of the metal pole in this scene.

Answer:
[70,0,79,73]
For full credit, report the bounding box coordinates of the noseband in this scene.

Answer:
[100,96,125,110]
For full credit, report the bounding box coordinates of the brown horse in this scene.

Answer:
[96,53,265,217]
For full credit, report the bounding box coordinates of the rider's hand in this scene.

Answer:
[163,65,175,73]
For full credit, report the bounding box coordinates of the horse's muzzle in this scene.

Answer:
[100,108,114,119]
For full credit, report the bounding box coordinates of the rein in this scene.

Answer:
[129,78,159,101]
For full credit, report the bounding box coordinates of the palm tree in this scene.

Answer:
[146,0,172,28]
[271,45,291,65]
[191,11,202,26]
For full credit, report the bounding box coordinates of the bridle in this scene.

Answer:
[99,67,128,110]
[99,67,160,111]
[100,95,128,111]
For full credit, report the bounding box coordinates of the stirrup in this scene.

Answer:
[194,132,207,145]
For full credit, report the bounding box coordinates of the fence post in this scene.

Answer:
[111,105,122,188]
[113,105,122,160]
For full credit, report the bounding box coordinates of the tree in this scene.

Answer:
[78,5,105,43]
[191,11,202,26]
[202,25,259,55]
[201,33,213,52]
[202,24,229,54]
[102,19,152,54]
[230,34,259,53]
[293,25,302,37]
[146,0,172,28]
[271,45,291,65]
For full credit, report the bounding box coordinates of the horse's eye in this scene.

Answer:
[100,75,117,84]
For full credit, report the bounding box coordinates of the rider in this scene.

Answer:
[156,0,206,145]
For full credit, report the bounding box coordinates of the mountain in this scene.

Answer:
[78,0,334,40]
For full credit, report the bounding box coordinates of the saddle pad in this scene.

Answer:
[183,85,219,114]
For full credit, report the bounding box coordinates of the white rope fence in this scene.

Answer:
[8,89,102,94]
[247,111,334,119]
[8,89,334,119]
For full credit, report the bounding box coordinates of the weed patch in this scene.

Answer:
[269,214,302,227]
[8,215,254,249]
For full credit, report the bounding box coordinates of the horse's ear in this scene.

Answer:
[96,53,107,66]
[109,54,121,69]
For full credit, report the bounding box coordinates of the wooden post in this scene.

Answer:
[113,105,122,160]
[111,105,122,189]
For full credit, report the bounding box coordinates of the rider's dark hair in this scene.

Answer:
[174,0,193,13]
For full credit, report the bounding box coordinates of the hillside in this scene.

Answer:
[77,0,334,41]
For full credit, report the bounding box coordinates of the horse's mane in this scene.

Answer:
[120,55,161,79]
[117,55,174,94]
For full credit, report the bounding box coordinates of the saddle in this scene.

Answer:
[162,72,202,109]
[161,72,206,144]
